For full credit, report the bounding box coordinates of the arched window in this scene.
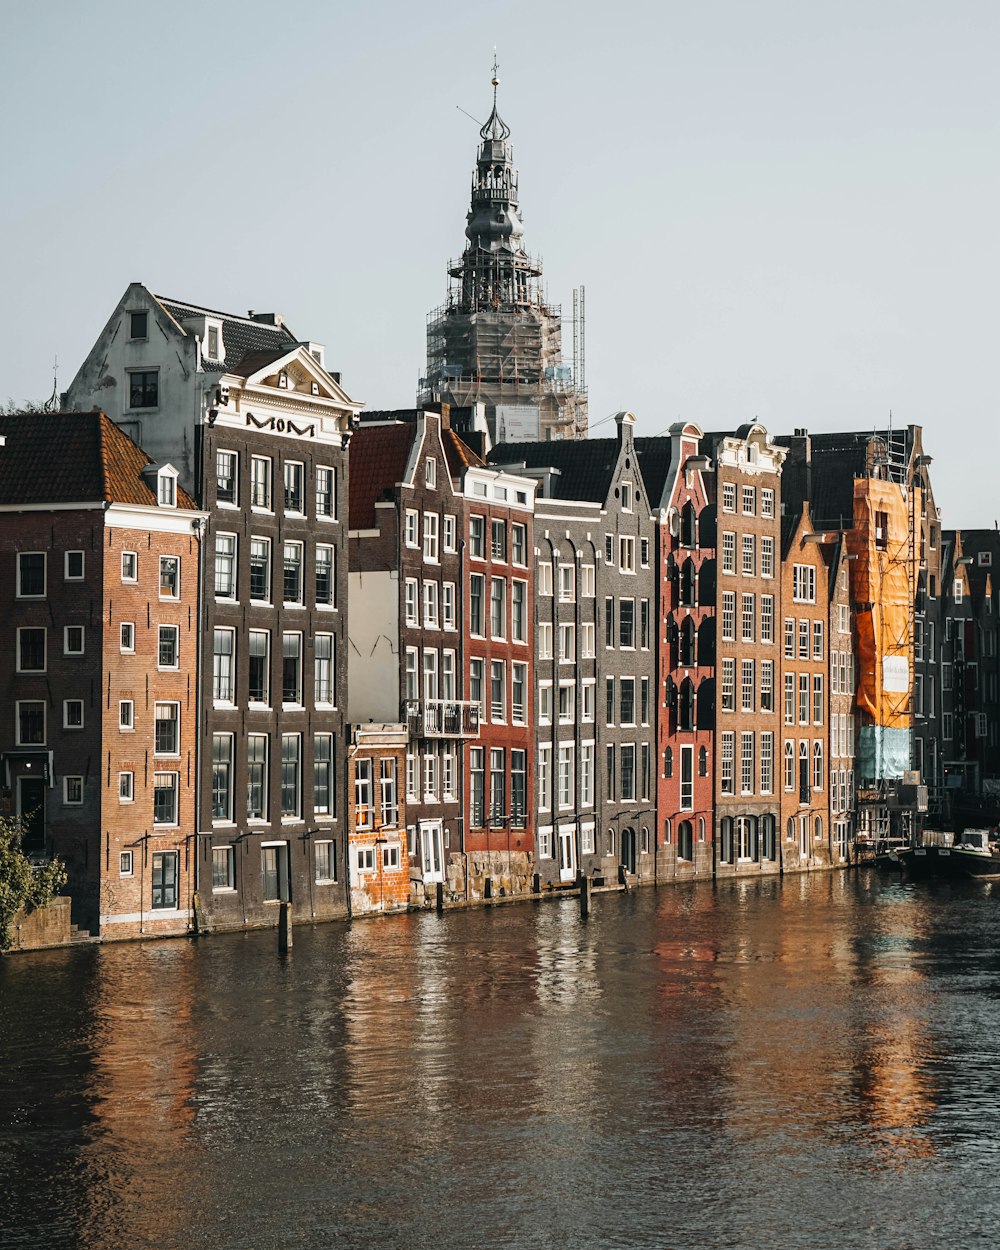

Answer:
[680,559,697,607]
[698,816,706,842]
[680,501,698,548]
[719,817,734,864]
[663,818,671,845]
[664,746,673,778]
[786,817,795,842]
[814,815,824,843]
[737,815,758,861]
[678,820,693,861]
[679,679,696,732]
[606,829,616,857]
[799,740,810,804]
[813,741,823,790]
[784,740,794,790]
[680,615,696,666]
[699,746,708,776]
[641,826,650,854]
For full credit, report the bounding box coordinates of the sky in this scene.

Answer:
[1,0,997,526]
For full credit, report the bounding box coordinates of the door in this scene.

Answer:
[621,827,637,876]
[420,821,444,883]
[17,777,46,856]
[558,825,576,882]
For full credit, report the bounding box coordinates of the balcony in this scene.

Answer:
[405,699,481,740]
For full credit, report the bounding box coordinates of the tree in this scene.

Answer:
[1,399,48,415]
[0,816,67,951]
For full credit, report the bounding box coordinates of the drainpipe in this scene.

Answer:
[191,512,207,929]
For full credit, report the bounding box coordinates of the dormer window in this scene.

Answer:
[278,371,288,389]
[158,472,176,507]
[311,381,320,396]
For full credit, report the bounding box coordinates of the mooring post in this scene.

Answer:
[579,874,591,919]
[278,900,293,952]
[436,881,444,913]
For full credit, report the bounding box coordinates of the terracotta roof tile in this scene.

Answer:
[348,423,416,528]
[442,428,484,475]
[0,411,197,509]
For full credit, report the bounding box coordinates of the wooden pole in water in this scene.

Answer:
[579,873,591,918]
[278,900,293,952]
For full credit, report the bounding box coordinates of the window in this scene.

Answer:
[538,562,553,596]
[619,536,635,573]
[558,681,575,724]
[281,736,302,818]
[119,771,134,803]
[159,556,179,599]
[216,450,238,504]
[761,488,775,518]
[128,370,159,408]
[491,519,507,561]
[380,757,398,827]
[247,730,267,820]
[558,564,575,602]
[580,564,596,598]
[64,551,84,580]
[157,471,176,508]
[581,623,596,659]
[63,700,83,729]
[722,482,736,513]
[798,619,809,660]
[761,660,774,712]
[154,703,179,755]
[581,744,594,808]
[512,663,527,724]
[784,618,795,658]
[405,510,419,548]
[784,741,795,791]
[470,574,485,636]
[469,658,484,715]
[423,580,439,628]
[213,629,235,703]
[761,595,774,644]
[741,593,755,643]
[283,542,303,604]
[641,538,650,567]
[741,534,755,576]
[282,634,302,705]
[538,682,552,724]
[799,674,809,725]
[619,599,635,648]
[151,852,178,908]
[813,675,823,725]
[538,747,551,811]
[121,551,137,582]
[213,846,236,891]
[741,732,754,795]
[469,515,485,558]
[538,623,553,659]
[741,659,754,712]
[680,745,694,811]
[251,456,272,509]
[119,700,134,732]
[620,744,636,802]
[760,536,774,579]
[215,533,237,599]
[17,553,45,598]
[315,634,335,705]
[129,310,148,339]
[760,733,773,794]
[511,751,527,827]
[511,581,527,642]
[247,537,271,603]
[875,510,889,550]
[793,565,816,603]
[558,622,575,663]
[721,733,734,794]
[443,514,457,553]
[315,841,336,883]
[424,456,437,488]
[316,466,337,519]
[490,577,506,638]
[423,512,439,562]
[620,677,636,726]
[558,745,575,809]
[314,543,335,608]
[212,734,234,821]
[355,760,374,828]
[490,748,506,826]
[722,533,735,574]
[490,660,505,721]
[153,774,179,826]
[17,627,46,672]
[512,523,526,564]
[784,673,796,725]
[621,480,633,512]
[283,461,304,513]
[741,485,755,515]
[158,625,179,669]
[721,658,735,712]
[813,741,824,790]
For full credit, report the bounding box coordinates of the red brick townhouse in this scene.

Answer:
[635,423,716,881]
[0,412,205,938]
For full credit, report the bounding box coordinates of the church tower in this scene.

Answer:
[419,63,587,443]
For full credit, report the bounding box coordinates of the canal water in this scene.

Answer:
[3,871,1000,1250]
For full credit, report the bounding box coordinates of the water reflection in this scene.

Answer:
[3,873,1000,1249]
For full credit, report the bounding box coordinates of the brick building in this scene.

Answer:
[704,425,785,873]
[348,724,409,913]
[0,412,204,938]
[636,423,716,881]
[65,286,360,930]
[825,537,856,862]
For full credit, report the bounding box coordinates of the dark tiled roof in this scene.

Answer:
[0,412,197,509]
[348,424,416,528]
[633,437,675,506]
[155,297,299,375]
[487,439,620,504]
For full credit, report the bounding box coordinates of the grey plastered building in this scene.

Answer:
[65,286,362,930]
[490,411,658,883]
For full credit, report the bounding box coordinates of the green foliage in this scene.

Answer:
[1,399,47,415]
[0,816,67,951]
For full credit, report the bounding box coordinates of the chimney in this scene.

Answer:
[615,410,636,447]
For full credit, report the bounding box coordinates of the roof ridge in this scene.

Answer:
[155,295,296,334]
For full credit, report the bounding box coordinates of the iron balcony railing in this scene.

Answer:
[404,699,481,740]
